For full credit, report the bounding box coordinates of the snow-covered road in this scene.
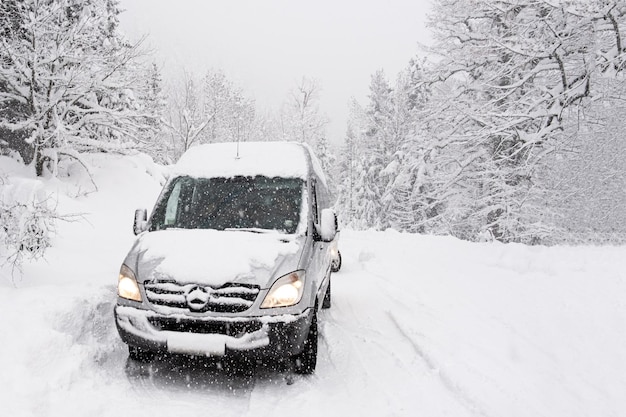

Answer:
[2,154,626,417]
[3,230,626,417]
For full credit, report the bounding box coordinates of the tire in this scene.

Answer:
[128,345,156,363]
[322,278,331,309]
[331,251,342,272]
[293,310,318,374]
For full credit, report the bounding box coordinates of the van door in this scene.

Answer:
[309,179,331,304]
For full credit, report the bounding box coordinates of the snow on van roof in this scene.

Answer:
[172,141,310,179]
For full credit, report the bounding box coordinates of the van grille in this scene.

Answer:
[144,281,260,313]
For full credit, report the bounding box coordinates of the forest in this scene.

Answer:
[2,0,626,270]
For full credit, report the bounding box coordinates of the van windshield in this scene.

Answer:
[150,176,304,234]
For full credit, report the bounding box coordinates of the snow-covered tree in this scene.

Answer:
[281,77,327,145]
[422,0,626,242]
[163,69,260,160]
[0,0,154,176]
[278,77,336,190]
[356,70,394,229]
[200,69,238,143]
[336,62,434,232]
[542,77,626,244]
[162,71,212,161]
[247,109,281,142]
[226,90,255,143]
[0,172,58,277]
[137,62,166,154]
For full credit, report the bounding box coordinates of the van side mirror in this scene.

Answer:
[319,208,337,242]
[133,208,148,235]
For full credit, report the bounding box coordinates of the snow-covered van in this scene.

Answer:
[114,142,337,374]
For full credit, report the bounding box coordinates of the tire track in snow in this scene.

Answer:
[316,311,346,380]
[387,311,492,417]
[323,307,384,390]
[319,286,443,415]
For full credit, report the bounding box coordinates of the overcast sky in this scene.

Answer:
[117,0,432,144]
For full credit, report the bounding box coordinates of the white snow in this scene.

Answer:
[172,141,310,180]
[135,229,300,286]
[2,153,626,417]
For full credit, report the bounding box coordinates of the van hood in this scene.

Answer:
[129,229,302,288]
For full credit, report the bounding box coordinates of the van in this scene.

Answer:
[114,142,336,374]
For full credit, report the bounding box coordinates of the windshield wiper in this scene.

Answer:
[224,227,274,234]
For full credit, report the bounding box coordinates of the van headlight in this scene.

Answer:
[118,264,142,302]
[261,271,305,308]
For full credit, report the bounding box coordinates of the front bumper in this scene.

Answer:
[114,304,313,359]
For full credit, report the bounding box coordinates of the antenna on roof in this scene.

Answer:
[236,139,240,159]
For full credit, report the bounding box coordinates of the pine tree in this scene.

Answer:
[335,100,363,227]
[134,62,167,162]
[345,65,434,232]
[360,70,393,228]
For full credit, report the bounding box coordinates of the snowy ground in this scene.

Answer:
[2,154,626,417]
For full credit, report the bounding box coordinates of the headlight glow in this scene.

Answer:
[261,271,305,308]
[118,264,142,302]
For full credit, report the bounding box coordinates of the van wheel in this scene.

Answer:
[331,251,342,272]
[322,279,331,309]
[293,310,317,374]
[128,345,156,363]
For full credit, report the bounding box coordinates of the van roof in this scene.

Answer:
[172,142,311,179]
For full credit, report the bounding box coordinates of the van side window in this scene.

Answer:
[164,180,183,226]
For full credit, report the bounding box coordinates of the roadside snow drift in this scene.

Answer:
[1,152,626,417]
